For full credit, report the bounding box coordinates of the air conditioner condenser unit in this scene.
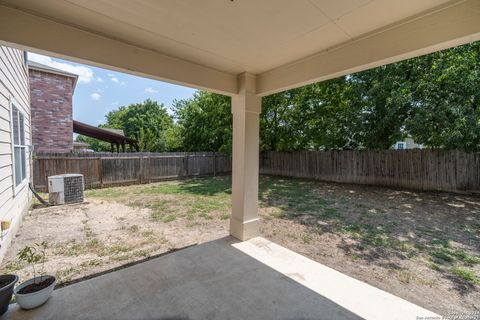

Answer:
[48,174,84,205]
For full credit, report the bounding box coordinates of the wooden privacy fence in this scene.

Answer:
[34,150,479,193]
[33,152,231,192]
[260,150,480,192]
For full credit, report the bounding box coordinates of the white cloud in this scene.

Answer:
[28,52,94,84]
[144,87,158,94]
[106,73,125,85]
[96,77,104,83]
[90,93,101,101]
[111,102,119,106]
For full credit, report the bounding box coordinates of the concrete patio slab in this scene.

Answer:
[233,237,440,320]
[3,236,438,320]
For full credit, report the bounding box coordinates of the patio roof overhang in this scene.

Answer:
[0,0,479,241]
[0,0,479,96]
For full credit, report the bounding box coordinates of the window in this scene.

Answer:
[12,105,27,188]
[397,142,405,150]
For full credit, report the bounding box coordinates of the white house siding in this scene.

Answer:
[0,45,31,263]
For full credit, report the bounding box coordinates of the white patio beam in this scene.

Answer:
[257,0,480,96]
[0,5,237,95]
[230,73,261,241]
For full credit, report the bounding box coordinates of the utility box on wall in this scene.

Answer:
[48,174,84,205]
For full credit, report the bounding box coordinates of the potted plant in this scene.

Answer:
[14,241,56,310]
[0,274,18,315]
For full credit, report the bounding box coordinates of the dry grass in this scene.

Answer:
[1,175,479,316]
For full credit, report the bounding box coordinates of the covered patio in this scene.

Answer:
[4,237,436,320]
[0,0,479,318]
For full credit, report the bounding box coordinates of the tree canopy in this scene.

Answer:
[78,41,480,153]
[76,99,174,152]
[171,91,232,153]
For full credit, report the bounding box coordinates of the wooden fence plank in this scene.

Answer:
[33,150,479,193]
[33,152,232,191]
[259,150,479,192]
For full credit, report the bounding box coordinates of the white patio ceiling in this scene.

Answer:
[1,0,479,95]
[1,0,480,242]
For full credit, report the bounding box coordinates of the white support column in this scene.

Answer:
[230,73,261,241]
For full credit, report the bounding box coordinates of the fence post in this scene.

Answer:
[98,158,103,188]
[184,152,189,177]
[454,149,459,191]
[139,155,144,184]
[213,152,217,177]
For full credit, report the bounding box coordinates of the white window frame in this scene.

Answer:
[10,98,28,195]
[396,142,406,150]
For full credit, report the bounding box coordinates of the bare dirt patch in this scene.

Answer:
[1,176,478,316]
[1,180,229,284]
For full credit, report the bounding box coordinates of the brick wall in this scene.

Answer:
[29,69,74,153]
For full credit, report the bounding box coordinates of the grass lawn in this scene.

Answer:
[1,175,479,315]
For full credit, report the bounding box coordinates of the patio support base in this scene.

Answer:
[230,73,261,241]
[230,217,259,242]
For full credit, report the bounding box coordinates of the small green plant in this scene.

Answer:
[162,214,177,223]
[220,213,230,220]
[17,241,48,284]
[127,225,140,234]
[427,261,441,271]
[451,266,480,284]
[322,207,339,219]
[302,233,313,244]
[430,249,454,263]
[396,269,414,284]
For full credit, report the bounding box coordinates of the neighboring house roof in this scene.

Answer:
[27,60,78,90]
[73,141,89,148]
[73,120,138,150]
[102,128,125,136]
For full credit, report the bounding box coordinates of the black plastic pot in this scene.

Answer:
[0,274,18,316]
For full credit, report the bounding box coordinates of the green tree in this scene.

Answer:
[89,42,480,153]
[259,41,480,152]
[75,135,110,152]
[406,42,480,151]
[261,90,298,151]
[350,61,417,150]
[173,91,232,152]
[104,99,174,152]
[261,77,362,151]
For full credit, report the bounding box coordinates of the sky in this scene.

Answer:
[27,52,196,126]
